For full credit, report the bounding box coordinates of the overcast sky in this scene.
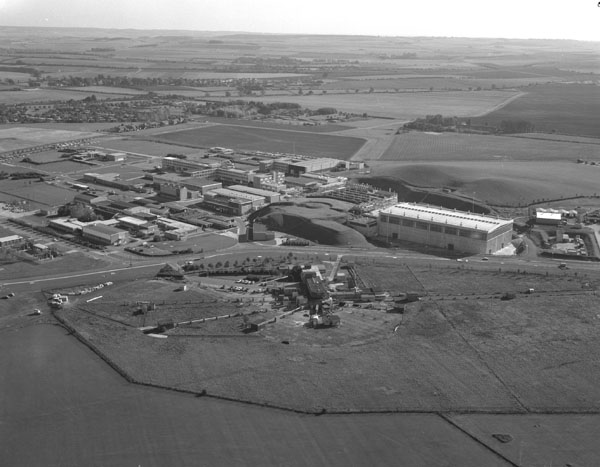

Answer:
[0,0,598,41]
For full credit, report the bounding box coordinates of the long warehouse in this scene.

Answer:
[378,203,513,255]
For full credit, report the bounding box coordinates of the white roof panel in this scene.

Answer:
[382,203,512,233]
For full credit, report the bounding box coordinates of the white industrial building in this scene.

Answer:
[378,203,513,255]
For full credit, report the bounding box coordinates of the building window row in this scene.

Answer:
[382,215,486,240]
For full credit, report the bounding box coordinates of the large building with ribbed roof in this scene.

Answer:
[378,203,513,255]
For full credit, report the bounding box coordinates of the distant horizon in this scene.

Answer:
[0,0,598,42]
[0,24,598,44]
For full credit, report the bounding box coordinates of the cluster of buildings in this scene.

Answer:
[9,141,518,256]
[150,149,378,217]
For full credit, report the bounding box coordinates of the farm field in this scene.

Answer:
[380,132,600,162]
[0,88,120,104]
[362,160,600,206]
[0,71,31,82]
[152,124,366,159]
[65,86,149,95]
[0,326,513,467]
[0,122,118,132]
[470,84,600,138]
[0,179,76,208]
[220,90,521,119]
[450,414,600,467]
[320,76,564,92]
[0,126,99,153]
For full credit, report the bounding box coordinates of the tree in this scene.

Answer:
[69,203,97,222]
[499,119,535,134]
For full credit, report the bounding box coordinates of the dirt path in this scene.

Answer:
[336,120,407,161]
[472,92,527,118]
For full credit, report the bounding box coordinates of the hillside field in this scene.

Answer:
[152,124,366,159]
[362,161,600,206]
[470,84,600,138]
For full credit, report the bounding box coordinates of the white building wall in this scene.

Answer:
[378,215,512,254]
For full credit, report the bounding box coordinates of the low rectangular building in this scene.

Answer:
[117,216,149,231]
[378,203,513,255]
[216,167,255,185]
[535,211,562,225]
[211,188,266,209]
[161,157,219,177]
[227,185,281,203]
[0,235,24,247]
[203,192,254,216]
[82,224,128,245]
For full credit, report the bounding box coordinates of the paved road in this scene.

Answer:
[2,237,595,297]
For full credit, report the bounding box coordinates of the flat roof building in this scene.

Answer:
[378,203,513,255]
[211,188,266,209]
[161,157,219,177]
[117,216,149,230]
[0,235,24,247]
[82,224,128,245]
[288,158,340,177]
[227,185,281,203]
[535,211,562,225]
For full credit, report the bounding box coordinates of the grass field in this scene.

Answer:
[352,260,596,296]
[362,160,600,206]
[221,90,521,119]
[0,179,75,208]
[1,326,515,467]
[381,132,600,162]
[471,83,600,137]
[153,124,366,159]
[0,251,108,281]
[56,279,600,415]
[450,414,600,467]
